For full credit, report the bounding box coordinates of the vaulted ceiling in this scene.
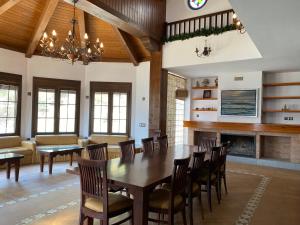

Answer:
[0,0,151,64]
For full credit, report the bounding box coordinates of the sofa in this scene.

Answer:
[88,134,131,159]
[33,135,88,162]
[0,136,35,165]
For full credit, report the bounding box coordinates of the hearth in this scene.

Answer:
[221,134,256,158]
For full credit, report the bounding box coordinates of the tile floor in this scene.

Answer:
[0,161,299,225]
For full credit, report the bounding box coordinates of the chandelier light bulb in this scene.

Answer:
[96,38,100,43]
[84,33,89,40]
[100,42,104,48]
[236,21,241,26]
[61,46,65,51]
[233,13,237,19]
[88,48,92,54]
[43,32,48,39]
[50,41,54,48]
[68,30,72,36]
[52,30,57,37]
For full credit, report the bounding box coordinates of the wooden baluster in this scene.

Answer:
[215,14,218,28]
[198,18,201,30]
[227,11,230,26]
[221,13,224,28]
[189,20,191,34]
[204,17,206,29]
[179,22,181,34]
[184,21,186,34]
[209,16,212,29]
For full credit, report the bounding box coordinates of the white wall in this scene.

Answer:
[0,48,151,140]
[218,71,263,123]
[163,31,262,69]
[166,0,232,23]
[263,71,300,125]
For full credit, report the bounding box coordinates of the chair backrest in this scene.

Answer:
[142,137,154,155]
[171,157,191,196]
[87,143,108,160]
[78,158,108,213]
[119,140,135,160]
[220,141,231,168]
[157,135,168,153]
[209,146,221,172]
[198,137,216,152]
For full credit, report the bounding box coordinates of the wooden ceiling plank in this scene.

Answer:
[114,27,139,66]
[63,0,160,52]
[0,0,23,16]
[76,9,89,65]
[25,0,59,58]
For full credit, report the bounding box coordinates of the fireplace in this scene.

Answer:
[221,134,256,158]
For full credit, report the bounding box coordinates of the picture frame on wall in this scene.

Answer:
[203,90,212,98]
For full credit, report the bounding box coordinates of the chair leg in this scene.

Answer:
[87,217,93,225]
[182,208,187,225]
[188,194,193,225]
[79,212,85,225]
[223,174,228,194]
[207,181,212,212]
[198,189,204,220]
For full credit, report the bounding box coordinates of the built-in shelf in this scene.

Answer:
[263,82,300,87]
[263,96,300,100]
[192,86,218,90]
[192,98,218,101]
[263,110,300,113]
[193,109,218,112]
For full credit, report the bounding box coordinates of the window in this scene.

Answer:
[32,77,80,136]
[0,73,22,136]
[188,0,208,10]
[90,82,131,135]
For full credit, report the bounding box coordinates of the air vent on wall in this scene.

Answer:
[234,76,244,81]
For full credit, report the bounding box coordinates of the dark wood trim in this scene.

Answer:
[32,77,81,137]
[89,82,132,136]
[0,72,22,136]
[183,121,300,134]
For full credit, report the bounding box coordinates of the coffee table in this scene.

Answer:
[0,153,24,182]
[39,146,83,175]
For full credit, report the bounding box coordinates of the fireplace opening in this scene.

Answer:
[221,134,256,158]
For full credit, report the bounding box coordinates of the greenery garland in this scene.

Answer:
[163,24,237,43]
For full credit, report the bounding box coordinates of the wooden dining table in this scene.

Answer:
[67,145,201,225]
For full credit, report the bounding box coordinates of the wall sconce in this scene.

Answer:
[233,13,246,34]
[195,40,212,57]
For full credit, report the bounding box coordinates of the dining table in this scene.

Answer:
[67,145,202,225]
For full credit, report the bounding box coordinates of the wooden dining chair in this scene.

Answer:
[198,137,217,152]
[198,146,221,212]
[157,135,168,153]
[87,143,108,160]
[119,140,136,161]
[219,141,231,197]
[148,157,191,225]
[142,137,155,155]
[77,158,133,225]
[188,151,206,225]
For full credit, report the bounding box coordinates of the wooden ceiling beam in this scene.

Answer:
[76,9,88,65]
[0,0,23,16]
[25,0,59,58]
[63,0,160,52]
[114,27,139,66]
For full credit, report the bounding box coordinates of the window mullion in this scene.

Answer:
[54,89,60,134]
[108,91,113,135]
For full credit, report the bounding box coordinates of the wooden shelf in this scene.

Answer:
[193,109,217,112]
[263,96,300,100]
[192,98,218,101]
[263,82,300,87]
[192,86,218,90]
[263,110,300,113]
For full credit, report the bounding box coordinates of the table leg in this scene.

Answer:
[132,188,149,225]
[49,155,53,175]
[6,162,11,179]
[70,153,73,166]
[15,160,20,182]
[40,154,45,172]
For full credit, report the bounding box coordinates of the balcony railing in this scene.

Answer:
[165,9,236,42]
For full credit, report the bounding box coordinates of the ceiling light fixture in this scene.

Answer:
[195,40,212,57]
[233,13,246,34]
[39,0,104,65]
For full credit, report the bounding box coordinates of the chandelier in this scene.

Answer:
[195,40,211,57]
[233,13,246,34]
[39,0,104,65]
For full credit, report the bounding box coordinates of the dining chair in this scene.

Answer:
[142,137,155,155]
[77,158,133,225]
[87,143,108,160]
[198,146,221,212]
[188,151,206,225]
[148,157,191,225]
[119,140,136,161]
[87,143,123,193]
[157,135,168,153]
[198,137,217,152]
[219,141,231,197]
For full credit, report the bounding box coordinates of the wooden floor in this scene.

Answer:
[0,161,299,225]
